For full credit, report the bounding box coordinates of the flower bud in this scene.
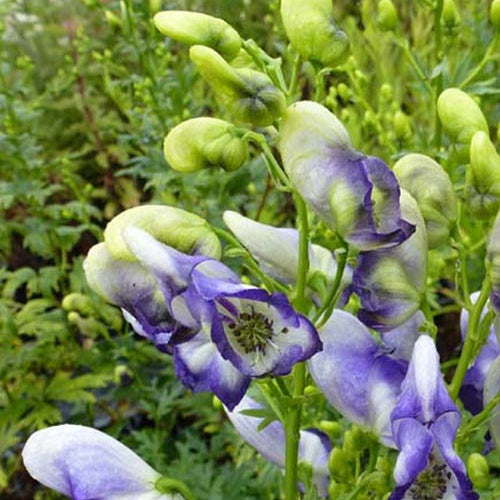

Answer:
[467,453,490,489]
[153,10,241,59]
[437,88,489,144]
[61,293,94,316]
[394,154,457,248]
[280,0,350,67]
[491,0,500,30]
[328,447,352,482]
[442,0,461,32]
[377,0,398,32]
[190,45,286,126]
[466,130,500,218]
[393,110,412,141]
[164,118,248,173]
[318,420,342,439]
[103,205,221,261]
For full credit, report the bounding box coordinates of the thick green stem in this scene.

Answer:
[293,195,310,313]
[449,277,492,400]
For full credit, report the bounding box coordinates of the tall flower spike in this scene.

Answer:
[279,101,414,251]
[23,425,184,499]
[353,190,428,331]
[224,395,331,497]
[190,259,322,377]
[390,336,478,500]
[308,310,406,447]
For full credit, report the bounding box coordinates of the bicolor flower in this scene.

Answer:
[483,355,500,451]
[459,293,500,415]
[23,424,185,499]
[390,335,478,500]
[353,190,428,331]
[308,310,407,447]
[486,211,500,313]
[279,101,414,251]
[223,210,352,289]
[189,260,322,377]
[224,395,331,497]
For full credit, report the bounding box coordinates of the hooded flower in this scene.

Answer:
[224,395,331,497]
[483,355,500,451]
[459,292,500,415]
[279,101,414,251]
[308,310,407,447]
[23,425,184,500]
[353,190,428,332]
[390,336,478,500]
[188,260,322,377]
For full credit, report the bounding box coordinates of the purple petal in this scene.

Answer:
[173,330,250,410]
[22,425,170,500]
[484,355,500,450]
[381,311,426,361]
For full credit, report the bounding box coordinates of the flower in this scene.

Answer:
[308,310,407,446]
[486,211,500,313]
[224,395,331,497]
[459,292,500,415]
[353,190,428,331]
[279,101,414,251]
[23,424,185,499]
[484,355,500,451]
[189,260,322,377]
[390,336,478,500]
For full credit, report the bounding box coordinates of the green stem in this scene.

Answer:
[287,54,301,102]
[293,195,310,313]
[155,477,195,500]
[433,0,444,148]
[449,277,492,400]
[459,33,499,89]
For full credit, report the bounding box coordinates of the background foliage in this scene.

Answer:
[0,0,498,498]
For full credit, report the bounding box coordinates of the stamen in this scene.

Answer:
[407,453,450,500]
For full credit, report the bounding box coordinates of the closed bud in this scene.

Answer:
[318,420,342,439]
[467,453,490,489]
[164,118,248,173]
[380,83,393,101]
[437,88,489,144]
[394,154,457,248]
[104,205,221,261]
[442,0,461,32]
[491,0,500,29]
[337,82,351,102]
[467,130,500,218]
[328,447,352,482]
[105,10,122,28]
[148,0,161,13]
[377,0,398,32]
[343,426,366,454]
[154,11,241,59]
[62,293,94,316]
[280,0,350,67]
[190,45,286,126]
[328,481,349,497]
[393,110,412,141]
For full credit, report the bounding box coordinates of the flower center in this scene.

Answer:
[228,308,276,354]
[407,453,451,500]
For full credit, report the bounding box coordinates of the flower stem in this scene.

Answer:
[449,277,492,400]
[293,194,310,313]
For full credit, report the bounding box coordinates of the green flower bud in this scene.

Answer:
[318,420,342,439]
[491,0,500,29]
[62,293,94,316]
[153,10,241,59]
[328,447,352,482]
[337,82,351,102]
[164,118,248,173]
[105,10,122,28]
[393,110,412,141]
[467,453,490,490]
[377,0,398,32]
[149,0,161,13]
[467,130,500,218]
[328,481,349,497]
[343,427,366,454]
[190,45,286,126]
[104,205,221,261]
[437,88,489,144]
[380,83,393,101]
[394,154,457,248]
[442,0,461,31]
[280,0,350,67]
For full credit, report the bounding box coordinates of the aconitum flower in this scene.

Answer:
[224,395,331,497]
[390,336,478,500]
[189,260,322,377]
[353,190,428,331]
[23,425,185,499]
[279,101,414,251]
[484,356,500,451]
[487,211,500,313]
[308,310,406,446]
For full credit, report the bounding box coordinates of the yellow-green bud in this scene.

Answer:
[377,0,398,32]
[467,453,490,490]
[337,83,351,102]
[394,154,457,248]
[318,420,342,439]
[442,0,461,31]
[393,110,412,141]
[343,427,366,454]
[62,293,94,316]
[149,0,161,13]
[153,11,241,59]
[491,0,500,29]
[437,88,489,144]
[328,447,352,482]
[467,131,500,218]
[280,0,350,67]
[190,45,286,126]
[164,118,248,173]
[380,83,393,101]
[328,482,349,497]
[105,10,122,28]
[104,205,221,261]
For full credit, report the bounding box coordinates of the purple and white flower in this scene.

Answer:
[483,355,500,451]
[390,336,478,500]
[487,211,500,313]
[279,101,414,251]
[23,425,183,499]
[224,395,331,497]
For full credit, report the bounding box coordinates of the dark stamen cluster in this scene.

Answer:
[408,453,451,500]
[228,308,275,354]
